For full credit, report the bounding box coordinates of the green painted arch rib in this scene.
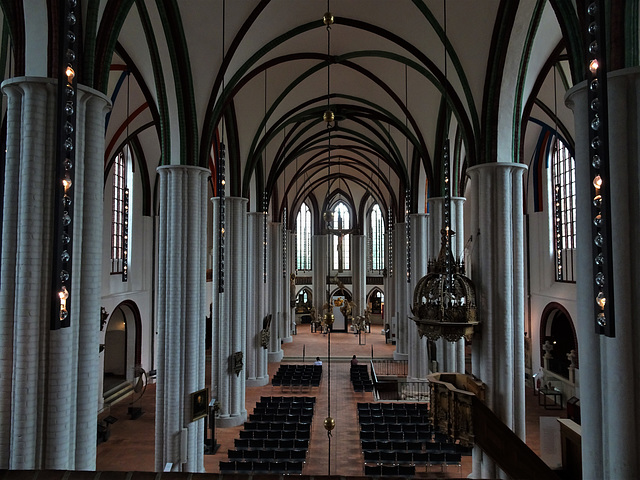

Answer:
[244,97,412,179]
[236,52,437,178]
[132,1,169,166]
[243,102,413,195]
[481,0,519,165]
[155,0,198,166]
[410,0,480,152]
[94,0,136,93]
[512,0,546,166]
[83,0,100,88]
[548,0,584,84]
[203,12,479,168]
[625,0,639,67]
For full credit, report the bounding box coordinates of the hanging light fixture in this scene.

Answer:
[585,0,614,337]
[51,0,79,329]
[321,3,336,475]
[411,0,478,343]
[218,0,226,293]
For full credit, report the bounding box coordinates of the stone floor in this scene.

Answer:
[96,326,563,477]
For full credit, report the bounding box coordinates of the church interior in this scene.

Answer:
[1,1,639,479]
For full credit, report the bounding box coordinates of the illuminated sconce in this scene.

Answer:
[387,207,393,278]
[122,188,129,282]
[218,142,226,293]
[585,0,614,336]
[51,0,79,329]
[282,207,287,278]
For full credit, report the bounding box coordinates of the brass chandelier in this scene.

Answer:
[411,0,477,342]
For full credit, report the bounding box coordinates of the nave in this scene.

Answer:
[96,328,557,478]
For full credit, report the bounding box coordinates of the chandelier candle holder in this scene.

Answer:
[411,142,478,342]
[585,0,614,337]
[51,0,79,329]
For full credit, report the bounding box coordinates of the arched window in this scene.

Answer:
[296,202,312,270]
[552,138,576,282]
[111,148,130,275]
[332,201,350,271]
[369,204,385,271]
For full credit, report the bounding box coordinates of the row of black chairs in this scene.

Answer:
[260,395,316,405]
[271,365,322,389]
[351,365,374,392]
[249,412,313,423]
[357,402,429,416]
[361,439,472,455]
[364,464,416,477]
[228,448,306,461]
[219,460,303,474]
[239,429,310,440]
[243,421,311,432]
[360,430,433,442]
[358,413,430,424]
[364,450,462,466]
[360,422,432,433]
[234,437,309,450]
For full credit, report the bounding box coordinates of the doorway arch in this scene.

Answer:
[540,302,578,380]
[103,300,142,396]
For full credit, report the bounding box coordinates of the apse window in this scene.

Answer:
[552,138,576,282]
[296,201,312,271]
[111,149,129,276]
[369,203,385,272]
[332,201,351,271]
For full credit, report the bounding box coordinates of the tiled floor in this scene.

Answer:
[97,326,563,477]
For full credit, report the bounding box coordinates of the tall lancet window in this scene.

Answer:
[552,138,576,282]
[111,149,129,274]
[369,204,385,272]
[296,201,312,271]
[332,201,351,271]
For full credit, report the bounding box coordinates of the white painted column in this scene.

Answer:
[393,222,409,360]
[280,226,292,344]
[245,212,268,387]
[267,222,283,362]
[566,68,640,480]
[407,214,429,379]
[155,166,209,471]
[210,197,248,429]
[467,163,526,479]
[0,78,109,470]
[312,235,329,317]
[427,197,467,374]
[352,235,367,318]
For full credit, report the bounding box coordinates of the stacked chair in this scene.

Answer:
[358,402,468,475]
[271,364,322,390]
[219,396,315,474]
[350,364,374,392]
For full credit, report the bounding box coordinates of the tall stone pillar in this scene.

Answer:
[280,226,292,344]
[267,222,283,362]
[0,78,109,470]
[407,214,429,379]
[566,68,640,480]
[245,212,268,387]
[210,197,248,429]
[467,163,526,479]
[312,235,330,317]
[393,222,409,360]
[155,166,210,471]
[427,197,467,373]
[352,235,367,318]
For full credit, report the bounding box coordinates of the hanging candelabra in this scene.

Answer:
[387,207,393,277]
[405,189,411,282]
[218,142,226,293]
[282,207,287,278]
